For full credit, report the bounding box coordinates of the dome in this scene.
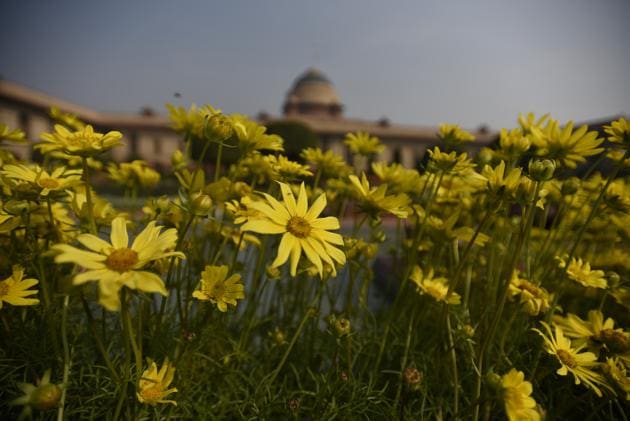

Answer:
[283,68,343,118]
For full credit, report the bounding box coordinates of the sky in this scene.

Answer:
[1,0,629,131]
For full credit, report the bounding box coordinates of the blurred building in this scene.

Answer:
[0,68,494,168]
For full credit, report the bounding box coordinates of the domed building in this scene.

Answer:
[283,68,343,118]
[0,68,496,168]
[259,67,495,168]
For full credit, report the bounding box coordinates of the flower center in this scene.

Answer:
[595,329,630,354]
[105,248,139,272]
[286,216,311,238]
[557,349,577,368]
[38,178,60,189]
[0,282,9,297]
[211,282,225,298]
[141,386,163,402]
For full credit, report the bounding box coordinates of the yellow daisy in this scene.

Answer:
[241,182,345,277]
[136,358,177,406]
[52,216,184,311]
[508,271,552,316]
[409,266,460,305]
[565,258,607,289]
[38,124,122,157]
[2,164,82,197]
[553,310,629,354]
[533,321,612,397]
[531,119,603,169]
[501,368,541,421]
[192,265,245,312]
[0,265,39,309]
[344,131,384,156]
[348,173,411,218]
[437,123,475,145]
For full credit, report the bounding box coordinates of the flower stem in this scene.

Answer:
[57,294,71,421]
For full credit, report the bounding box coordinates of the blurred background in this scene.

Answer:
[1,0,629,167]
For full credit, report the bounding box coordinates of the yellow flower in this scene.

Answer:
[265,155,313,181]
[566,258,607,289]
[0,265,39,309]
[241,182,345,277]
[437,123,475,145]
[604,117,630,147]
[2,164,82,197]
[604,357,630,400]
[517,112,550,135]
[49,106,85,131]
[52,216,184,311]
[501,369,541,421]
[481,160,522,199]
[137,358,177,406]
[348,173,411,218]
[409,266,460,305]
[192,265,245,312]
[371,162,422,194]
[427,147,475,174]
[344,132,384,156]
[533,321,612,397]
[508,271,552,316]
[232,114,284,153]
[552,310,629,354]
[498,128,531,159]
[0,124,26,143]
[301,147,350,177]
[531,119,603,169]
[108,160,161,190]
[38,124,122,157]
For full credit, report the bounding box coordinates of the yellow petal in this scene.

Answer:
[272,233,296,268]
[110,217,129,248]
[241,219,286,234]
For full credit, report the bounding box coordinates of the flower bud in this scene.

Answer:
[561,178,580,195]
[606,271,620,289]
[402,367,422,391]
[190,192,212,215]
[204,114,233,142]
[4,199,32,215]
[171,149,187,170]
[485,371,502,392]
[528,159,556,181]
[31,383,62,411]
[334,318,351,337]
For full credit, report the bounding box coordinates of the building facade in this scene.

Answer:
[0,68,494,168]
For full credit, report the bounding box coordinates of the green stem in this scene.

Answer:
[214,140,224,181]
[80,295,120,382]
[57,294,71,421]
[267,285,322,386]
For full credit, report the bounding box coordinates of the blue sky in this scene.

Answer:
[1,0,629,130]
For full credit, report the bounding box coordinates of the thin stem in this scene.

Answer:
[57,295,71,421]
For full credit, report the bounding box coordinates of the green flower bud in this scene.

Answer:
[528,159,556,181]
[190,192,212,215]
[334,318,351,337]
[31,383,62,411]
[485,371,502,392]
[606,271,620,289]
[561,178,580,195]
[4,199,32,215]
[171,149,187,170]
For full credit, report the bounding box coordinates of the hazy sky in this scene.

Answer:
[1,0,629,130]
